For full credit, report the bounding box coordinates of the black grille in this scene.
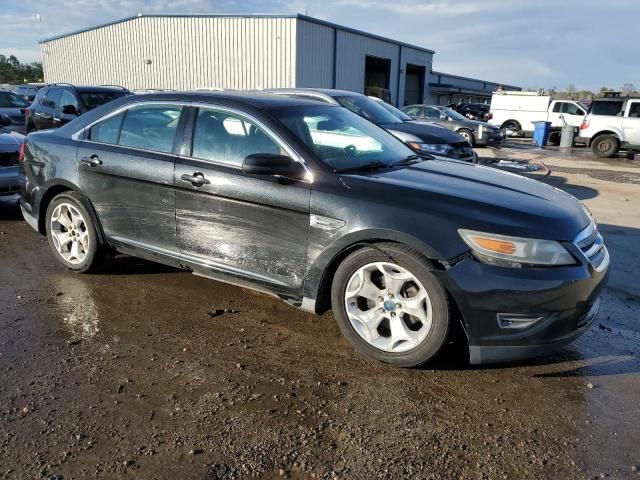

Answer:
[0,152,18,167]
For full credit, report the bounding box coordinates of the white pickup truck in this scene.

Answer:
[578,97,640,157]
[489,91,587,137]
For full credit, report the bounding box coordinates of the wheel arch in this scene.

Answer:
[500,119,522,130]
[307,231,447,315]
[38,181,106,245]
[591,129,622,142]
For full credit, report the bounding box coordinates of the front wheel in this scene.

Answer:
[45,191,102,273]
[331,244,450,367]
[591,134,619,158]
[458,128,475,146]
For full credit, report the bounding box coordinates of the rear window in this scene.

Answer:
[80,91,129,110]
[590,100,624,116]
[118,104,182,153]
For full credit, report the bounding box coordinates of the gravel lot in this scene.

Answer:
[1,146,639,479]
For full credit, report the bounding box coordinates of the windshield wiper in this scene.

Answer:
[333,161,389,174]
[389,154,422,167]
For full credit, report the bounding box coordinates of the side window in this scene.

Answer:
[627,102,640,118]
[118,104,183,153]
[89,112,125,144]
[42,88,62,109]
[552,102,563,113]
[561,103,583,115]
[192,108,281,166]
[59,90,79,111]
[425,107,441,119]
[404,106,421,116]
[35,88,47,105]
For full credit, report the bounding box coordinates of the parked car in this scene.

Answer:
[403,104,503,147]
[0,117,24,197]
[0,89,31,134]
[578,97,640,157]
[263,88,476,162]
[456,103,491,122]
[20,91,608,367]
[26,84,131,133]
[488,91,587,137]
[15,83,45,102]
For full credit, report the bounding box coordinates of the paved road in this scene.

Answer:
[1,155,639,480]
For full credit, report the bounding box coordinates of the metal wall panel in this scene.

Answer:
[295,20,335,88]
[42,16,297,90]
[334,30,400,97]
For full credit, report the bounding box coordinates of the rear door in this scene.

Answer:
[77,103,183,264]
[623,100,640,145]
[174,105,311,296]
[38,88,61,130]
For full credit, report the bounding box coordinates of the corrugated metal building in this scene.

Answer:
[41,14,435,107]
[428,71,521,105]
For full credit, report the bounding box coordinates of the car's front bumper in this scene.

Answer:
[476,128,504,146]
[436,249,609,365]
[0,166,20,196]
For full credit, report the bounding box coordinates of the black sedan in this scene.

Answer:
[19,92,608,366]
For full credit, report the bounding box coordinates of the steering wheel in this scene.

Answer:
[344,144,358,156]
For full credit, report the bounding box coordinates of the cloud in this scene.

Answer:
[1,0,638,90]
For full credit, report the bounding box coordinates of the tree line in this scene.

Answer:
[0,55,44,84]
[529,84,639,100]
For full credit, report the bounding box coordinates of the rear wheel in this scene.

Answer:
[458,128,475,146]
[331,244,450,367]
[501,120,521,137]
[45,192,101,273]
[591,134,619,158]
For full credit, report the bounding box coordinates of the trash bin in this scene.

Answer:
[560,124,576,149]
[533,121,552,147]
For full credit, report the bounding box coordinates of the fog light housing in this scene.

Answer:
[497,313,546,329]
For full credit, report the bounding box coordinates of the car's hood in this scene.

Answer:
[339,159,590,241]
[379,121,466,144]
[0,128,25,152]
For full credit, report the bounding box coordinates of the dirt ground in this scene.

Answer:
[1,145,639,480]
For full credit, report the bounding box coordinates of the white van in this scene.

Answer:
[489,91,587,136]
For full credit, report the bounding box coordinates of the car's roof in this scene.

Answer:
[264,88,364,99]
[119,90,334,109]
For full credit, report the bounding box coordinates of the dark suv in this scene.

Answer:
[26,84,131,133]
[20,92,608,367]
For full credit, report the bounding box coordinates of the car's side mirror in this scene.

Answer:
[61,105,79,115]
[242,153,307,181]
[0,115,12,127]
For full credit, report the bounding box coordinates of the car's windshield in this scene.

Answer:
[374,100,413,122]
[333,95,403,125]
[0,91,30,108]
[439,107,468,121]
[270,104,416,171]
[80,91,129,110]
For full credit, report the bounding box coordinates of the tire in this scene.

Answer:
[45,191,102,273]
[331,243,450,367]
[547,131,561,146]
[458,128,475,146]
[501,120,521,137]
[591,134,619,158]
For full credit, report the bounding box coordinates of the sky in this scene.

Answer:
[1,0,638,91]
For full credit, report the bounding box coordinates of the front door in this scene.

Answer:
[77,103,183,263]
[623,100,640,145]
[549,101,586,128]
[174,106,311,296]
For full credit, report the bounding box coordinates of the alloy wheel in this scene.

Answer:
[344,262,433,353]
[49,203,90,265]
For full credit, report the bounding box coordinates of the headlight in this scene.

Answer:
[458,229,576,268]
[407,142,454,154]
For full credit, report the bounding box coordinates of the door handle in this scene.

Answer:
[81,155,102,167]
[181,172,210,187]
